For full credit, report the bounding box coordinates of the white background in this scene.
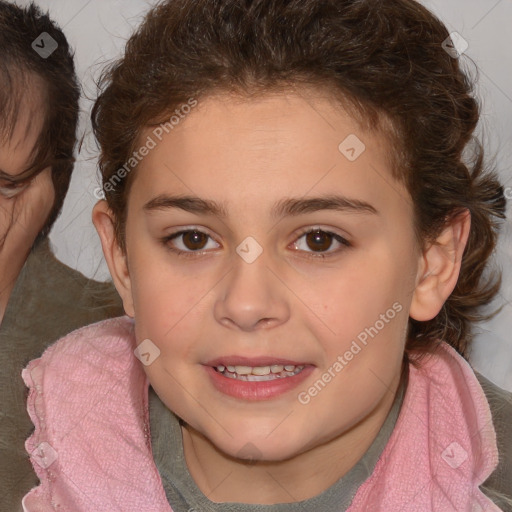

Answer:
[14,0,512,390]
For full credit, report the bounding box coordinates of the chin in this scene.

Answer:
[207,428,309,464]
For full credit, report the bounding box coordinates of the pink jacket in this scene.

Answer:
[22,316,501,511]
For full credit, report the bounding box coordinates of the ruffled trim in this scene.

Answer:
[22,357,55,512]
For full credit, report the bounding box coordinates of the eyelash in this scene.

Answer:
[161,227,351,260]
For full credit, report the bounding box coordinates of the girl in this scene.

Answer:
[22,0,512,510]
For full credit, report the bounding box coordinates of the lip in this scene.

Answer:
[204,364,315,401]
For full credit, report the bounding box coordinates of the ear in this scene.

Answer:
[92,200,135,318]
[410,209,471,322]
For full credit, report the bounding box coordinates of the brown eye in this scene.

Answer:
[305,230,334,252]
[163,229,219,258]
[181,230,209,250]
[292,228,351,258]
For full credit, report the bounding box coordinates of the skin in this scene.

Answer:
[94,89,470,504]
[0,80,54,323]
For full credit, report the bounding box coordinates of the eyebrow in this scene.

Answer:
[0,168,36,182]
[143,194,379,218]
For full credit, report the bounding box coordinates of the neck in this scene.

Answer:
[181,370,402,504]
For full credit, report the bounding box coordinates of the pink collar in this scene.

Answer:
[348,342,500,511]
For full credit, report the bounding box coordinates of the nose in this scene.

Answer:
[213,249,291,332]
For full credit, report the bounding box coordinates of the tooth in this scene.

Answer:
[246,374,276,381]
[252,366,271,376]
[284,365,296,371]
[226,365,236,372]
[234,365,252,375]
[216,365,225,372]
[270,365,284,373]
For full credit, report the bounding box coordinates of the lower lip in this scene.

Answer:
[204,365,315,401]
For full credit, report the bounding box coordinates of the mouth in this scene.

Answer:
[213,364,306,381]
[204,357,314,400]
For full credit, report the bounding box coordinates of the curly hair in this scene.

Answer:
[0,1,80,241]
[92,0,507,360]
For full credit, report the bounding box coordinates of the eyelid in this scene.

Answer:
[165,225,219,243]
[293,225,351,241]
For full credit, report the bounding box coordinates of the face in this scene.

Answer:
[107,90,425,462]
[0,81,54,251]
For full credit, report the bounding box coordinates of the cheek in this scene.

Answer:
[311,254,403,331]
[129,258,211,414]
[28,169,56,229]
[304,271,408,435]
[39,174,56,218]
[302,247,411,378]
[129,252,212,349]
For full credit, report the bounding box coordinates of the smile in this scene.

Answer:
[214,364,305,381]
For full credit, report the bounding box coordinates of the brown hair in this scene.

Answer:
[92,0,507,359]
[0,1,80,241]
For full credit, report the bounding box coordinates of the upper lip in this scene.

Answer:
[205,356,311,367]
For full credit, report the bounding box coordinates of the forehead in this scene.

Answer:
[131,90,410,220]
[0,75,46,177]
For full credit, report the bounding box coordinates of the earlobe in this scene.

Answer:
[92,200,135,318]
[410,210,471,322]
